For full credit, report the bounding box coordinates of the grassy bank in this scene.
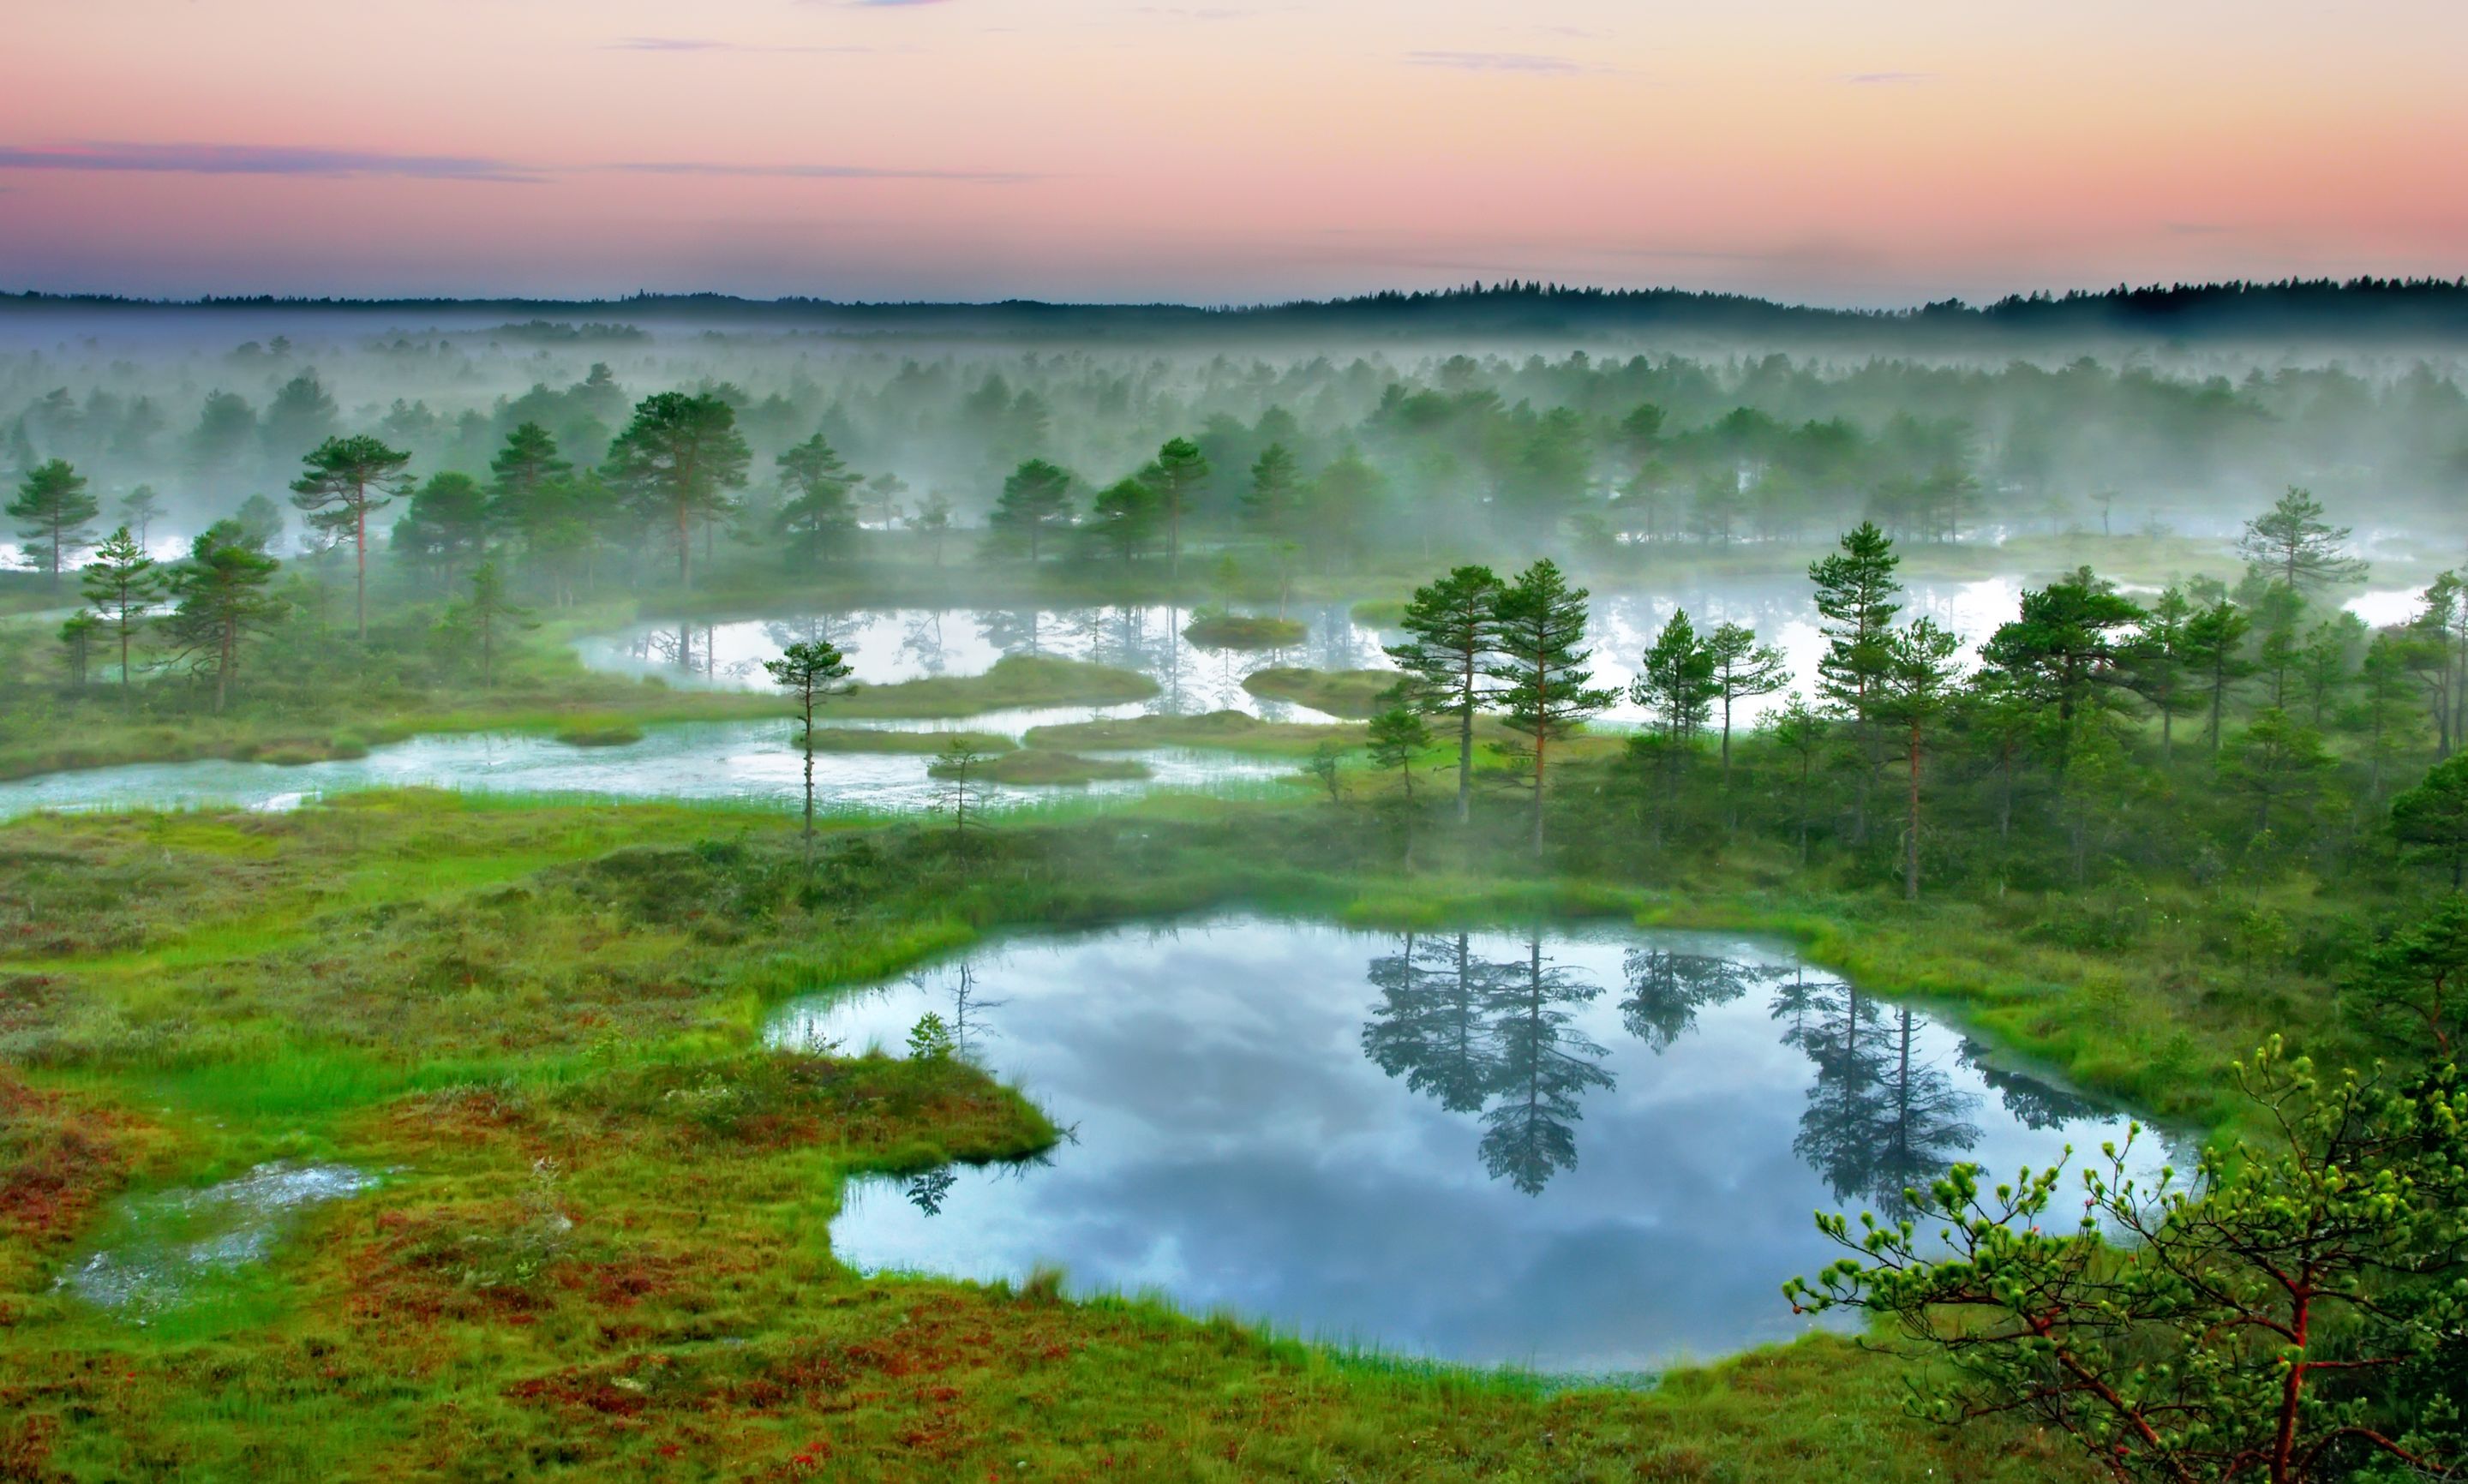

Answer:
[0,792,2132,1481]
[0,787,2369,1479]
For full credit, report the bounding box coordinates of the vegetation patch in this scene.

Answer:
[826,654,1159,719]
[1242,666,1404,718]
[551,721,644,748]
[1183,611,1307,649]
[1027,709,1363,755]
[804,727,1015,756]
[941,748,1149,786]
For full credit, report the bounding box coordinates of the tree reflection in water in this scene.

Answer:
[1620,948,1779,1050]
[1481,936,1615,1194]
[1782,976,1982,1217]
[1361,933,2047,1209]
[1361,930,1613,1194]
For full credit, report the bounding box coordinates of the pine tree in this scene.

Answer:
[988,458,1074,562]
[2183,601,2256,754]
[392,471,490,589]
[2120,585,2200,762]
[80,525,161,692]
[290,434,411,640]
[487,422,571,567]
[1878,618,1963,901]
[118,484,164,548]
[1087,476,1160,563]
[1146,435,1209,583]
[775,433,862,565]
[165,519,284,713]
[463,562,534,685]
[2237,485,2368,593]
[9,458,100,587]
[1366,701,1431,869]
[763,639,857,872]
[1705,619,1788,786]
[1486,559,1614,852]
[602,392,749,589]
[1386,564,1504,823]
[1810,521,1902,837]
[1631,608,1719,743]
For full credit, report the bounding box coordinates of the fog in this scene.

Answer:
[3,295,2465,577]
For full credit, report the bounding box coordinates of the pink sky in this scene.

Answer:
[3,0,2463,304]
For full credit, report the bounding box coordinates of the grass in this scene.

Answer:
[553,721,645,747]
[1183,612,1309,649]
[829,654,1159,718]
[0,786,2360,1481]
[1242,667,1405,718]
[942,749,1150,786]
[1026,709,1367,756]
[804,727,1016,755]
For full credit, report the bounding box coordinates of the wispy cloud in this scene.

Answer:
[0,141,1035,188]
[603,36,873,53]
[1406,51,1594,75]
[608,160,1039,184]
[1843,70,1932,85]
[0,141,540,183]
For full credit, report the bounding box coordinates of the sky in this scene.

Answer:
[2,0,2464,306]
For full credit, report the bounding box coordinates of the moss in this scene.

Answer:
[1242,667,1403,718]
[553,721,645,748]
[827,654,1159,719]
[802,727,1015,755]
[1183,612,1307,649]
[1027,709,1363,756]
[937,749,1150,786]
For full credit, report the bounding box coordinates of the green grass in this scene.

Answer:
[1183,612,1309,649]
[1026,709,1366,755]
[804,727,1016,755]
[940,748,1150,786]
[0,787,2345,1481]
[829,653,1160,718]
[1242,667,1405,718]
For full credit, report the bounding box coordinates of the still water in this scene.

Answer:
[576,586,2033,730]
[767,918,2151,1374]
[0,722,1293,817]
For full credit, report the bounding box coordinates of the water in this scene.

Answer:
[62,1163,378,1316]
[576,603,1388,721]
[766,919,2153,1374]
[579,581,2035,733]
[0,722,1296,817]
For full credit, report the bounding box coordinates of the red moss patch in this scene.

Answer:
[0,1076,153,1255]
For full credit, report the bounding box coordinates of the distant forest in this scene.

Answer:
[7,278,2468,344]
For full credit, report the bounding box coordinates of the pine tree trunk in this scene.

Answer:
[1904,720,1922,901]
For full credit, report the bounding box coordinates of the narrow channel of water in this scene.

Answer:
[0,724,1294,817]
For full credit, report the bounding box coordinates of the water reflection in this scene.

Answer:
[574,577,2036,731]
[770,918,2151,1370]
[1363,933,1996,1205]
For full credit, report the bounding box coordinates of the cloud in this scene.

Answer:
[1406,51,1594,75]
[1843,70,1932,84]
[843,0,956,6]
[608,160,1039,184]
[604,36,873,52]
[0,141,1037,189]
[0,141,539,183]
